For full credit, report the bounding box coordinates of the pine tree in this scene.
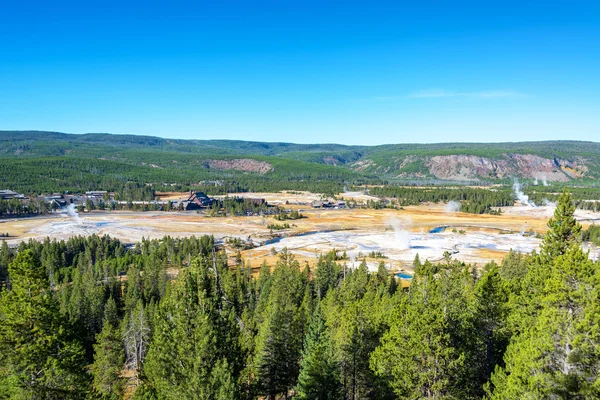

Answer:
[376,261,388,288]
[253,250,305,399]
[91,297,125,399]
[387,274,399,296]
[489,246,600,398]
[323,267,393,400]
[412,253,422,274]
[490,189,600,398]
[67,267,106,356]
[473,262,510,393]
[0,250,90,398]
[295,307,342,399]
[124,264,143,312]
[314,255,341,300]
[340,261,369,302]
[370,263,476,399]
[254,301,300,398]
[141,258,167,304]
[499,249,528,291]
[541,188,582,261]
[143,257,238,399]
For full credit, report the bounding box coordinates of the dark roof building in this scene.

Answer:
[184,191,214,209]
[312,200,335,208]
[0,190,25,200]
[85,191,108,198]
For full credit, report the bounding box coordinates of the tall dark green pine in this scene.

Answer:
[253,250,305,399]
[90,297,125,399]
[314,254,341,300]
[141,257,167,304]
[0,250,90,399]
[506,190,584,340]
[473,262,509,393]
[325,265,393,399]
[489,189,599,398]
[540,188,581,261]
[143,256,238,399]
[489,246,600,398]
[387,274,399,296]
[370,262,476,399]
[376,261,388,288]
[412,253,422,274]
[295,307,342,400]
[124,264,143,312]
[66,267,106,357]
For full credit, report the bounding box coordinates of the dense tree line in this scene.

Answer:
[114,184,156,202]
[574,200,600,212]
[368,186,513,214]
[0,198,51,218]
[0,155,375,199]
[369,185,600,214]
[1,190,600,398]
[208,197,277,217]
[525,186,600,211]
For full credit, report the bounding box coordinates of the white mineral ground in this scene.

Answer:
[1,198,599,273]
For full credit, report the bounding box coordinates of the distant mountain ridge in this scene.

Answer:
[1,131,599,186]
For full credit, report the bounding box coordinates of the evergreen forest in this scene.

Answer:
[1,190,600,399]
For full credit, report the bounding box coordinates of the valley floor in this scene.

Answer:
[2,193,599,274]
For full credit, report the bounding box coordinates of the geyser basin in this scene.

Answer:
[259,230,543,271]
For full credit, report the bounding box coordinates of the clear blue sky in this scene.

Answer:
[1,1,599,145]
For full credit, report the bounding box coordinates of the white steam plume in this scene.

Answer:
[386,216,412,250]
[513,179,536,207]
[542,198,556,207]
[66,203,83,224]
[445,201,461,213]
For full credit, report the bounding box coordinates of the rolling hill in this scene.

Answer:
[1,131,599,194]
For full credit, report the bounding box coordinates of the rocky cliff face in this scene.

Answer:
[205,159,273,174]
[354,153,591,181]
[427,154,582,181]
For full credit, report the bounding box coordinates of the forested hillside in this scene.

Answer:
[1,131,600,195]
[0,132,373,195]
[1,190,599,398]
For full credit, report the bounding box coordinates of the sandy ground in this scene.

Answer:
[0,210,268,244]
[156,190,324,204]
[156,190,381,205]
[337,191,381,202]
[2,201,599,274]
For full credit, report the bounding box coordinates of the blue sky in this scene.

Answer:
[1,1,599,145]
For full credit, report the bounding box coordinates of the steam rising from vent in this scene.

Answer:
[542,198,556,207]
[445,201,461,213]
[66,204,82,224]
[386,216,412,250]
[513,179,536,207]
[541,175,549,186]
[533,175,549,186]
